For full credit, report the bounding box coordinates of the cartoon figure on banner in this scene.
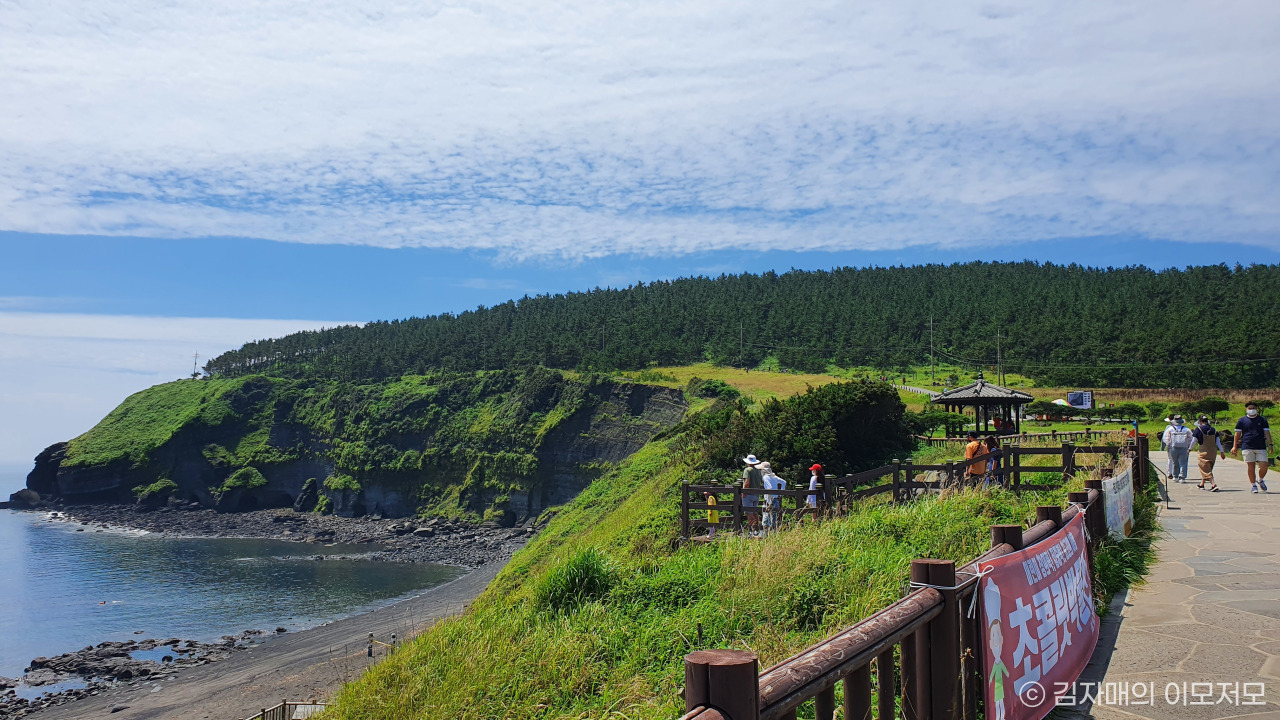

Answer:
[986,578,1009,720]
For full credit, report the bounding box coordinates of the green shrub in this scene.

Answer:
[535,547,616,612]
[219,467,267,492]
[132,478,178,499]
[687,377,740,401]
[314,495,332,514]
[324,474,361,492]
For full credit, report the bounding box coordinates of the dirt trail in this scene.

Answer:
[34,561,506,720]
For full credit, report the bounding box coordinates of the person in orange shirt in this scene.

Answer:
[964,431,986,484]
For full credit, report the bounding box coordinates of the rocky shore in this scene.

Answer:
[0,635,258,718]
[1,505,536,717]
[41,503,538,568]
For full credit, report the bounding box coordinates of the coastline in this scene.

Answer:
[2,506,530,718]
[40,503,536,567]
[30,559,510,720]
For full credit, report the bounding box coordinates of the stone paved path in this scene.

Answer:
[1087,450,1280,719]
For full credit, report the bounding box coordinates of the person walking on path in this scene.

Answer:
[805,463,823,521]
[1191,414,1225,491]
[703,492,719,537]
[1231,402,1273,493]
[742,454,764,535]
[1163,415,1194,483]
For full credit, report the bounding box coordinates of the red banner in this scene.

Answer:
[979,512,1098,720]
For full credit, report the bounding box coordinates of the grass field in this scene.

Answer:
[322,401,1159,720]
[621,363,1279,440]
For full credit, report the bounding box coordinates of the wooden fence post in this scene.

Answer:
[1068,490,1095,575]
[1036,504,1062,529]
[892,459,902,503]
[1011,446,1021,490]
[1083,479,1106,540]
[1062,442,1075,480]
[991,524,1023,551]
[1141,427,1152,489]
[945,461,955,489]
[733,486,743,535]
[844,662,872,720]
[684,649,759,720]
[905,562,934,720]
[681,481,690,539]
[917,559,960,720]
[877,649,896,720]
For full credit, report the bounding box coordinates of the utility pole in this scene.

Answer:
[929,316,935,385]
[192,352,199,379]
[997,329,1002,385]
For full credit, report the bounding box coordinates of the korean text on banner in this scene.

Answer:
[1103,468,1134,540]
[980,513,1098,720]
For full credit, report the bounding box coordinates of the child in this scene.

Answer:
[704,492,719,538]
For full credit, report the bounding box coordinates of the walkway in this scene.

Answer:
[894,383,934,395]
[1088,450,1280,718]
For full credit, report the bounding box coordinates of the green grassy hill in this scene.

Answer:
[322,383,1151,720]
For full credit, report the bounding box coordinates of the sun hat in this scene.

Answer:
[743,454,760,465]
[758,461,772,472]
[1172,414,1183,421]
[1198,414,1209,422]
[809,463,822,472]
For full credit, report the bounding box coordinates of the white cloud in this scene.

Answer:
[0,1,1277,257]
[0,313,354,466]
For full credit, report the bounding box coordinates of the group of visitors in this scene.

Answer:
[702,454,823,537]
[1162,402,1272,493]
[963,432,1004,488]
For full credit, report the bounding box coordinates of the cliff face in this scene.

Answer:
[26,370,687,523]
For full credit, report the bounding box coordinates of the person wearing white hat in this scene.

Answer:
[742,454,763,536]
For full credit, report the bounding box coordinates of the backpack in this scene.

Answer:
[1167,425,1193,449]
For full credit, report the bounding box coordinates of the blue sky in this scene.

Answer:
[1,1,1279,471]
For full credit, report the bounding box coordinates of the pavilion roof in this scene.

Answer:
[929,379,1033,404]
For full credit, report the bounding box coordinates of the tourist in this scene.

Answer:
[1232,402,1273,493]
[806,463,823,520]
[760,461,785,531]
[703,492,719,537]
[964,431,985,485]
[742,454,763,535]
[1163,415,1193,483]
[983,436,1003,489]
[1191,414,1225,491]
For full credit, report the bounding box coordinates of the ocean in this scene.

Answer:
[0,499,463,679]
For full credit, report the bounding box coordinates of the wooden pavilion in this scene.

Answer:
[930,372,1034,434]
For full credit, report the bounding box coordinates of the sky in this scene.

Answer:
[1,1,1279,474]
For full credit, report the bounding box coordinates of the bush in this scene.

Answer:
[687,377,741,401]
[696,379,911,477]
[535,547,616,612]
[219,467,267,492]
[132,478,178,499]
[323,474,361,492]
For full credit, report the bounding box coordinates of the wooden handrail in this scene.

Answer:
[676,444,1146,720]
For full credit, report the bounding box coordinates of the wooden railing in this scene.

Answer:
[241,700,328,720]
[916,427,1115,447]
[676,443,1146,720]
[680,435,1149,540]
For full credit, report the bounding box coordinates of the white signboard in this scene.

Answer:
[1102,467,1134,540]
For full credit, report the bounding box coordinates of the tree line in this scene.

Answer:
[203,262,1280,388]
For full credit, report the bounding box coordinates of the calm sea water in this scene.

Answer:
[0,507,463,678]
